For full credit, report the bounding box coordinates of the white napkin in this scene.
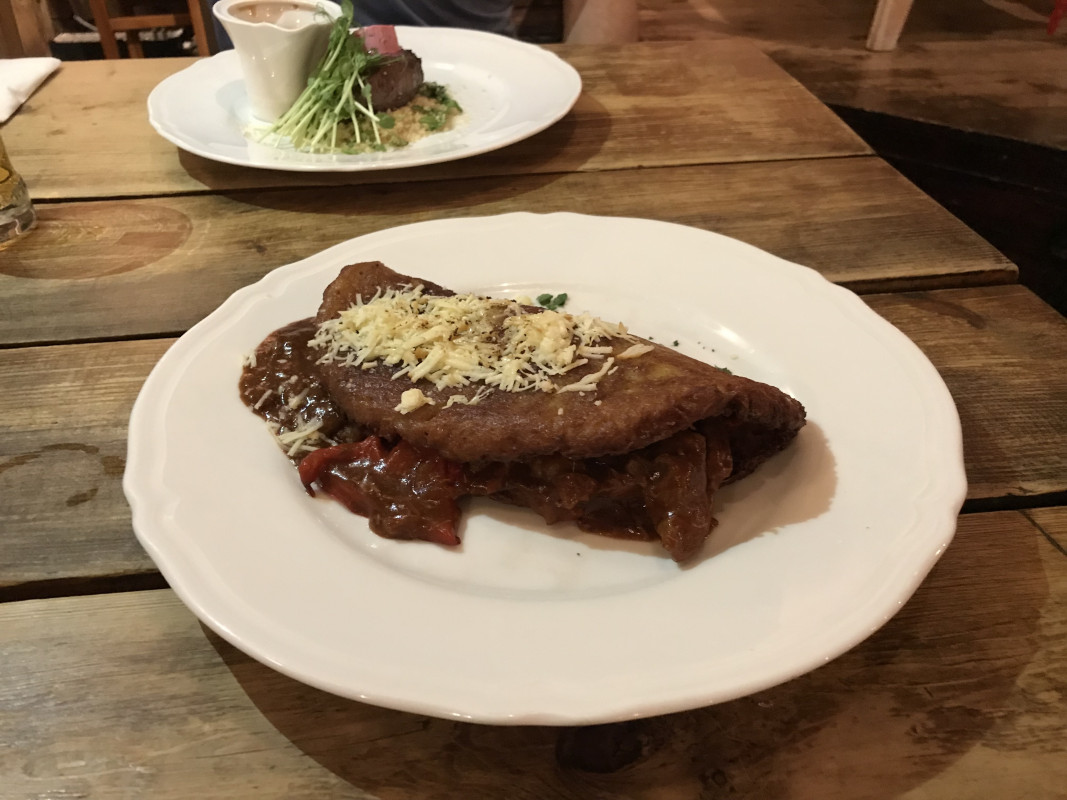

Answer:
[0,57,61,123]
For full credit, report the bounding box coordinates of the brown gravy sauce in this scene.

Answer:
[238,318,363,458]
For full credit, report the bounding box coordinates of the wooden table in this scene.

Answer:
[1,39,1065,798]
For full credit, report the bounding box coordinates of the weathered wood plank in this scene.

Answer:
[1,285,1061,590]
[771,39,1067,152]
[0,157,1013,346]
[1,40,868,201]
[0,339,172,590]
[636,1,1067,151]
[864,285,1067,502]
[1,509,1064,798]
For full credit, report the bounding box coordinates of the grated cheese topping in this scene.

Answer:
[444,387,492,408]
[309,286,646,404]
[618,343,654,360]
[395,387,435,414]
[272,417,326,457]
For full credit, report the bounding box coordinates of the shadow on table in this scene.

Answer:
[205,512,1046,798]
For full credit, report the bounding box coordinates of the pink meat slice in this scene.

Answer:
[362,25,401,55]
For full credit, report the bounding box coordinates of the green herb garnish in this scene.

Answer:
[263,0,389,152]
[419,108,448,131]
[415,83,462,130]
[418,82,454,104]
[536,293,568,311]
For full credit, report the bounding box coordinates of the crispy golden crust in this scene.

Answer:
[313,261,806,465]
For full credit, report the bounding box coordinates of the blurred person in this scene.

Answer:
[212,0,637,50]
[352,0,636,42]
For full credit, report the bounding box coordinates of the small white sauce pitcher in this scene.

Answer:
[213,0,343,123]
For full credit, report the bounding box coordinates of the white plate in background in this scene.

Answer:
[147,28,581,171]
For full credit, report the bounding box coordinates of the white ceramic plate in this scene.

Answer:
[146,28,581,171]
[125,213,966,725]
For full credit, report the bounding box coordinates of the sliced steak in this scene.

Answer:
[364,49,424,111]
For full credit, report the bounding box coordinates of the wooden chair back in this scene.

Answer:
[86,0,210,58]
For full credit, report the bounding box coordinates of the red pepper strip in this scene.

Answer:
[297,437,465,546]
[384,439,465,487]
[317,471,375,518]
[1049,0,1067,34]
[419,520,462,547]
[297,437,386,495]
[381,441,465,545]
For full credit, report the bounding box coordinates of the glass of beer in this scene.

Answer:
[0,134,37,246]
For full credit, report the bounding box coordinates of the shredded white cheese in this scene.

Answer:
[443,387,492,408]
[310,286,646,406]
[556,357,615,394]
[618,343,654,360]
[395,387,435,414]
[272,417,324,457]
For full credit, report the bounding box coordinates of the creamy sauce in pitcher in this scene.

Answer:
[230,1,321,29]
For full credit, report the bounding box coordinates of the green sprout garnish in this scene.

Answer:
[263,0,390,152]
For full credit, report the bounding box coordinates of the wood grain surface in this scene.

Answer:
[0,339,172,592]
[636,0,1067,152]
[2,285,1062,592]
[0,40,869,201]
[1,508,1063,799]
[1,20,1062,796]
[772,39,1067,151]
[0,157,1014,346]
[864,285,1067,503]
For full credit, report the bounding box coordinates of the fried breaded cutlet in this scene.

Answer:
[243,261,806,561]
